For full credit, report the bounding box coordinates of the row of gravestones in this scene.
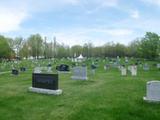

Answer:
[10,62,160,76]
[29,65,160,103]
[119,65,137,76]
[103,63,160,76]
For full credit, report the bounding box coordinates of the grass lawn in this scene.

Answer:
[0,65,160,120]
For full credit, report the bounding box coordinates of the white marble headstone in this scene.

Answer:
[121,67,127,76]
[131,65,137,76]
[143,81,160,102]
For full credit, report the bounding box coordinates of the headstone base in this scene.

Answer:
[143,96,160,102]
[29,87,62,95]
[71,76,88,80]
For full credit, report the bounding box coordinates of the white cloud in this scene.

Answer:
[0,0,119,33]
[101,0,118,7]
[130,10,140,19]
[36,27,134,46]
[141,0,160,6]
[0,1,28,33]
[104,29,133,36]
[0,0,81,33]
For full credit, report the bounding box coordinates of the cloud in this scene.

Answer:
[0,1,29,33]
[0,0,79,33]
[0,0,119,33]
[54,28,133,46]
[141,0,160,6]
[101,0,118,7]
[130,10,140,19]
[104,29,133,36]
[36,27,134,46]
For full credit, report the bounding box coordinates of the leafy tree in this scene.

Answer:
[139,32,160,59]
[13,37,23,57]
[0,35,12,59]
[27,34,43,59]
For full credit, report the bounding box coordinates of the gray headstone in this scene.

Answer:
[71,66,88,80]
[143,64,149,71]
[34,67,42,73]
[143,81,160,102]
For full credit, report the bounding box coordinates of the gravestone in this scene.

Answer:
[157,64,160,70]
[91,64,97,75]
[130,65,137,76]
[143,63,149,71]
[29,73,62,95]
[125,57,128,63]
[143,81,160,102]
[104,64,110,70]
[20,67,26,72]
[120,65,127,76]
[12,69,19,75]
[34,67,42,73]
[47,67,52,73]
[56,64,70,72]
[71,66,88,80]
[47,63,52,73]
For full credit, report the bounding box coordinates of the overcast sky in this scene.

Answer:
[0,0,160,46]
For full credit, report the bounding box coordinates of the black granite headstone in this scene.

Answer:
[20,67,26,72]
[56,64,69,71]
[12,69,19,75]
[32,73,58,90]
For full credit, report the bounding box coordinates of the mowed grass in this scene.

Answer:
[0,67,160,120]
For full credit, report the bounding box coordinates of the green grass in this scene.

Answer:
[0,65,160,120]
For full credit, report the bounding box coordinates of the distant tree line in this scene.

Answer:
[0,32,159,60]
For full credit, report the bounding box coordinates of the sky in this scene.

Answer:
[0,0,160,46]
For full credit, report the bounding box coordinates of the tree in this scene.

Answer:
[27,34,43,59]
[127,38,141,57]
[82,43,93,58]
[13,37,23,57]
[139,32,160,59]
[0,35,12,59]
[19,41,30,58]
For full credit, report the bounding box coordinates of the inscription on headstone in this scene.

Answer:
[32,73,58,90]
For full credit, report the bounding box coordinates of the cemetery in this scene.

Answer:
[0,1,160,120]
[0,57,160,120]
